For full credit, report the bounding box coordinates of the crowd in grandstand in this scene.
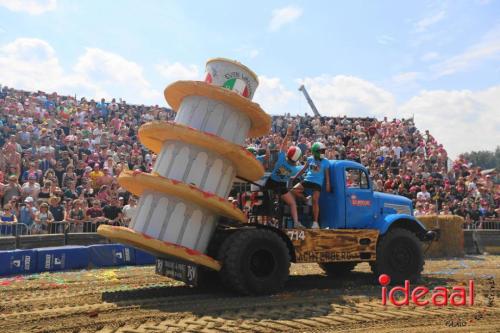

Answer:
[247,115,498,228]
[0,84,498,234]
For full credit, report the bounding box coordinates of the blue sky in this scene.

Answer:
[0,0,499,157]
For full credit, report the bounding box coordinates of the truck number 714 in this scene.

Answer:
[287,230,306,241]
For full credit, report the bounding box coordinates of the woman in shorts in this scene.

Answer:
[292,142,331,229]
[264,125,303,228]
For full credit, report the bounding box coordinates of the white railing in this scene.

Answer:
[464,219,500,230]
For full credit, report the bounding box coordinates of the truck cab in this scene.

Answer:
[319,160,429,239]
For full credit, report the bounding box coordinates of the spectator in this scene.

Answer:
[122,196,137,226]
[62,165,77,189]
[86,199,107,231]
[440,204,452,215]
[19,196,37,229]
[2,175,22,207]
[63,181,78,200]
[32,202,53,234]
[38,152,54,175]
[80,179,95,202]
[96,185,111,203]
[89,164,104,190]
[21,174,41,200]
[43,169,58,187]
[100,167,114,187]
[0,203,17,235]
[103,197,123,226]
[48,196,64,233]
[38,180,52,203]
[467,202,482,229]
[53,161,65,187]
[66,199,85,232]
[416,185,431,203]
[21,162,41,182]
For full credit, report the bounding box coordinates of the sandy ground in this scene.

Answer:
[0,255,498,333]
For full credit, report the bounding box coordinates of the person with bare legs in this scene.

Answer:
[292,142,331,229]
[264,124,303,228]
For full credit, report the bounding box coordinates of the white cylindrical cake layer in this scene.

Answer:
[205,59,259,100]
[175,95,251,146]
[130,190,218,253]
[152,141,236,198]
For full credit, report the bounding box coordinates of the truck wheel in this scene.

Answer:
[372,228,423,284]
[320,262,357,277]
[218,229,290,295]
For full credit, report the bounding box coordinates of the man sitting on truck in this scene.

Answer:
[264,124,303,229]
[292,142,331,229]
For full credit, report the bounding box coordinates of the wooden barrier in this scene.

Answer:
[17,234,66,249]
[464,230,481,254]
[0,236,16,250]
[464,230,500,255]
[66,233,109,246]
[477,230,500,254]
[418,215,464,258]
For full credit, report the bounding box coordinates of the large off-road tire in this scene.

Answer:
[218,229,290,295]
[320,262,357,277]
[371,228,424,284]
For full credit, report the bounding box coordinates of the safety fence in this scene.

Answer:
[0,221,126,237]
[463,219,500,230]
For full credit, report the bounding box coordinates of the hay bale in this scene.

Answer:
[417,215,464,258]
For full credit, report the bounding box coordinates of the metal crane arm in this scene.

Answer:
[298,85,321,117]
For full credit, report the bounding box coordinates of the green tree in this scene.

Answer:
[462,146,500,170]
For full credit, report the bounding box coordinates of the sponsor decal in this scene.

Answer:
[297,251,358,262]
[221,71,253,98]
[351,194,371,207]
[223,77,249,97]
[24,256,31,270]
[45,254,51,270]
[156,258,198,286]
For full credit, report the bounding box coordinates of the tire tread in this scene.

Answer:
[218,229,290,295]
[371,228,424,283]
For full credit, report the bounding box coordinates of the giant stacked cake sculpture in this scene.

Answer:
[98,58,271,270]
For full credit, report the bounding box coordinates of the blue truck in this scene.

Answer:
[156,159,438,295]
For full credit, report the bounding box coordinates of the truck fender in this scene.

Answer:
[379,214,430,241]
